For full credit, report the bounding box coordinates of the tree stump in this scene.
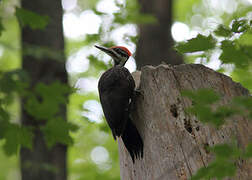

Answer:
[118,64,252,180]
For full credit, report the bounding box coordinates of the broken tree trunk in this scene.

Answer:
[118,64,252,180]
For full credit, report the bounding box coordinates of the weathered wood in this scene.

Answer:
[118,64,252,180]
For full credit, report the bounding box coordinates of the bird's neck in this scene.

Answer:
[113,57,127,67]
[114,63,124,68]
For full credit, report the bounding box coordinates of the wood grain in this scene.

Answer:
[119,64,252,180]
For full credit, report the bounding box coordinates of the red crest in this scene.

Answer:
[111,46,132,56]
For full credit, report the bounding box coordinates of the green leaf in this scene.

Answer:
[232,67,252,93]
[0,17,5,36]
[0,69,29,93]
[25,82,73,120]
[125,13,156,24]
[35,82,72,105]
[41,117,78,148]
[3,125,20,155]
[213,106,236,124]
[3,124,33,155]
[220,40,250,68]
[214,25,232,37]
[15,7,50,30]
[187,104,213,122]
[98,121,110,133]
[0,109,9,139]
[92,8,106,16]
[191,160,236,180]
[23,44,65,61]
[88,55,110,71]
[191,144,239,180]
[210,144,241,159]
[0,107,10,122]
[0,70,29,107]
[113,0,156,25]
[85,34,100,44]
[182,89,220,105]
[19,126,34,149]
[175,34,217,53]
[231,19,250,33]
[232,96,252,119]
[237,30,252,46]
[182,89,239,127]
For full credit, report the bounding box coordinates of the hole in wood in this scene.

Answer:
[184,120,192,134]
[170,104,178,118]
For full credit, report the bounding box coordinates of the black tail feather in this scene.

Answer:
[121,118,143,163]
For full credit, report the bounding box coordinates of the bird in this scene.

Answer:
[95,45,143,163]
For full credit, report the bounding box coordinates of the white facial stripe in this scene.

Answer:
[119,56,128,66]
[110,48,129,66]
[116,48,129,57]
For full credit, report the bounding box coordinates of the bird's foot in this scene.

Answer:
[133,89,144,99]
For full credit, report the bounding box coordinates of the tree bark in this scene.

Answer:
[119,64,252,180]
[20,0,67,180]
[135,0,183,69]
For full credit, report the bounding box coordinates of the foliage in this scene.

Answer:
[182,89,251,126]
[176,18,252,91]
[41,117,78,148]
[0,0,252,180]
[0,17,4,36]
[0,5,77,157]
[0,69,77,155]
[191,144,239,180]
[182,89,252,180]
[15,7,49,30]
[22,44,65,61]
[175,34,216,53]
[174,0,202,22]
[0,70,31,155]
[191,142,252,180]
[25,82,73,120]
[178,17,252,179]
[87,55,110,71]
[113,0,156,25]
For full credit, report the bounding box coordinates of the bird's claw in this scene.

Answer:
[134,89,144,99]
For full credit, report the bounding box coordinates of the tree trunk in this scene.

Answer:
[20,0,67,180]
[136,0,183,69]
[118,64,252,180]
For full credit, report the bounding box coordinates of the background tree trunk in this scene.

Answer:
[118,64,252,180]
[136,0,183,69]
[20,0,67,180]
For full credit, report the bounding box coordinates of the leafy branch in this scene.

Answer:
[175,18,252,69]
[0,70,78,155]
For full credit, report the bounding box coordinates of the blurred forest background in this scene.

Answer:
[0,0,252,179]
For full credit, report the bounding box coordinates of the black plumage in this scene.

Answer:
[98,66,143,162]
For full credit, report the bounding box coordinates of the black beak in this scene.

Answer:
[95,45,113,55]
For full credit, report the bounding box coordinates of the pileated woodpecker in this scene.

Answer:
[95,45,143,163]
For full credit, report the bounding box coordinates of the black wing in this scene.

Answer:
[121,117,143,163]
[98,66,143,162]
[98,66,135,138]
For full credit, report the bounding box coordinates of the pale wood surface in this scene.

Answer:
[118,64,252,180]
